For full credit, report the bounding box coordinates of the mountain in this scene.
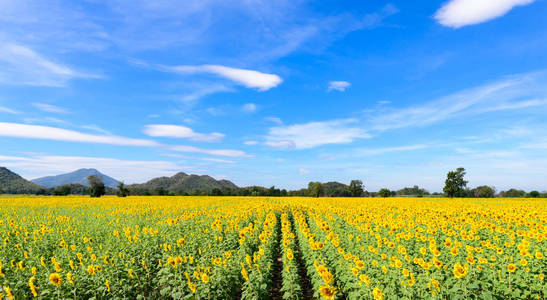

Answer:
[128,172,238,194]
[32,168,120,188]
[0,167,44,194]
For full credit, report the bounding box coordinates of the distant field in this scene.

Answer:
[0,196,545,299]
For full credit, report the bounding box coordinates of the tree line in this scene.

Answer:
[59,171,546,198]
[3,169,544,198]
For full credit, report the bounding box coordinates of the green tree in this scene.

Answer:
[528,190,540,198]
[307,182,325,198]
[443,167,468,198]
[117,182,130,197]
[473,186,495,198]
[155,187,168,196]
[0,188,3,195]
[88,175,106,198]
[378,188,391,198]
[349,180,364,197]
[499,188,526,198]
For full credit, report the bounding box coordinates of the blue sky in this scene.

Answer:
[1,0,547,192]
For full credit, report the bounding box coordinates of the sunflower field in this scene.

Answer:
[0,196,545,299]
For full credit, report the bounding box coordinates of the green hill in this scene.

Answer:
[127,172,238,194]
[0,167,44,194]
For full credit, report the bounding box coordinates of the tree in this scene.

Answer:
[349,180,364,197]
[443,167,468,198]
[528,190,540,198]
[0,188,3,195]
[308,182,325,198]
[473,186,495,198]
[53,185,71,196]
[499,188,526,198]
[155,187,168,196]
[378,188,391,198]
[88,175,106,198]
[117,182,130,197]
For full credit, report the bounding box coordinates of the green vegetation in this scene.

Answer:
[88,175,106,198]
[443,167,468,198]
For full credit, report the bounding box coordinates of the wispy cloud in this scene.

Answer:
[265,117,283,124]
[164,65,282,91]
[169,145,250,158]
[298,168,310,174]
[0,43,99,87]
[0,105,17,114]
[143,124,224,142]
[32,102,70,114]
[244,141,259,145]
[180,84,233,103]
[368,71,547,131]
[328,81,351,92]
[266,119,370,149]
[435,0,535,28]
[0,122,158,146]
[0,122,248,157]
[356,144,428,156]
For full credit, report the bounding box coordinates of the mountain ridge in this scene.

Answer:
[32,168,120,188]
[0,167,44,193]
[127,172,238,194]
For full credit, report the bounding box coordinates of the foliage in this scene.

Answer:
[396,185,429,196]
[498,189,526,198]
[443,167,468,198]
[308,182,325,198]
[117,182,130,197]
[472,185,496,198]
[349,180,364,197]
[88,175,106,198]
[528,191,540,198]
[378,188,392,197]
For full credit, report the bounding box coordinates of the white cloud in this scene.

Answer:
[165,64,282,91]
[266,119,370,149]
[244,141,259,145]
[264,140,296,149]
[0,154,186,184]
[328,81,351,92]
[143,124,224,142]
[32,102,70,114]
[169,145,250,158]
[0,43,99,87]
[435,0,535,28]
[265,117,283,124]
[180,84,233,102]
[0,122,248,158]
[0,122,159,146]
[242,103,257,113]
[368,71,547,131]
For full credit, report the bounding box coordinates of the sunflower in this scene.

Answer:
[319,285,336,299]
[201,273,210,284]
[49,273,62,286]
[507,263,516,273]
[453,263,468,278]
[372,287,383,300]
